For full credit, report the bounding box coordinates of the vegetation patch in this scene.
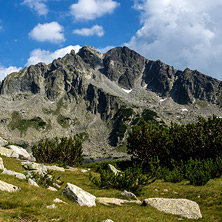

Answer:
[8,111,47,136]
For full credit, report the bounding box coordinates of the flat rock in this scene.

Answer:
[2,169,26,179]
[27,178,39,187]
[142,198,202,219]
[97,197,141,206]
[0,157,5,170]
[0,137,8,147]
[0,180,20,192]
[21,161,47,174]
[46,165,65,172]
[63,183,96,207]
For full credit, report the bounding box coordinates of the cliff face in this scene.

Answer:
[0,45,221,161]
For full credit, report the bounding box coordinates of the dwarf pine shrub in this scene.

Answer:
[32,135,83,166]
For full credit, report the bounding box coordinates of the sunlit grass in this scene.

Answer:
[0,155,222,221]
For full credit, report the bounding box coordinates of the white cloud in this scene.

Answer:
[0,66,22,81]
[70,0,120,20]
[26,45,82,66]
[96,45,115,53]
[29,22,65,44]
[22,0,48,16]
[127,0,222,80]
[73,25,104,37]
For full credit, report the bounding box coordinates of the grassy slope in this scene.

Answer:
[0,155,222,222]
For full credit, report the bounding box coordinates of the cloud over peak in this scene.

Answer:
[127,0,222,80]
[29,22,65,44]
[22,0,48,16]
[73,25,104,37]
[70,0,120,20]
[26,45,81,66]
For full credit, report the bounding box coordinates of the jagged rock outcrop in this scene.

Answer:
[0,45,221,160]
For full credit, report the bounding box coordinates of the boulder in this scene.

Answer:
[63,183,96,207]
[2,169,26,179]
[0,157,5,170]
[96,197,141,206]
[21,161,47,174]
[53,198,66,204]
[0,137,8,147]
[27,178,39,187]
[0,180,20,192]
[7,145,33,161]
[142,198,202,219]
[108,164,121,175]
[0,147,19,159]
[46,165,65,172]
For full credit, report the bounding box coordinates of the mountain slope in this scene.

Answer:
[0,46,221,161]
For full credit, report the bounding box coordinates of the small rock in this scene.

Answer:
[101,220,114,222]
[0,180,20,192]
[121,190,139,200]
[46,204,57,209]
[53,198,66,204]
[66,167,78,171]
[47,186,57,192]
[173,191,178,195]
[63,183,96,207]
[27,178,39,187]
[154,189,158,192]
[164,189,169,192]
[81,169,88,173]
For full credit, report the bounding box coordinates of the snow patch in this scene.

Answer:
[122,88,132,93]
[160,98,167,102]
[181,108,188,112]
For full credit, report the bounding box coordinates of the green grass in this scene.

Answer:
[0,155,222,221]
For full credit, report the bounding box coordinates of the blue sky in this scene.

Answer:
[0,0,222,81]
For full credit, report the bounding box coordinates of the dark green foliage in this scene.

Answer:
[29,170,63,188]
[32,135,83,166]
[127,115,222,166]
[89,163,154,195]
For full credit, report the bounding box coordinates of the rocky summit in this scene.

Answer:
[0,46,221,161]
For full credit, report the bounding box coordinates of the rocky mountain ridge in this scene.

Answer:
[0,45,221,161]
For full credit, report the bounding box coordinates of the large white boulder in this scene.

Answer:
[7,145,33,161]
[0,157,5,170]
[97,197,141,206]
[142,198,202,219]
[0,137,8,147]
[0,147,19,159]
[0,180,20,192]
[63,183,96,207]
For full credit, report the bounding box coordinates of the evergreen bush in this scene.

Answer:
[32,135,83,166]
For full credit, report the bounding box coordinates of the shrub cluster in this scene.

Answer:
[127,115,222,166]
[89,163,153,194]
[32,136,83,166]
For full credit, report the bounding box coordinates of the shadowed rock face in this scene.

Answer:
[0,45,221,160]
